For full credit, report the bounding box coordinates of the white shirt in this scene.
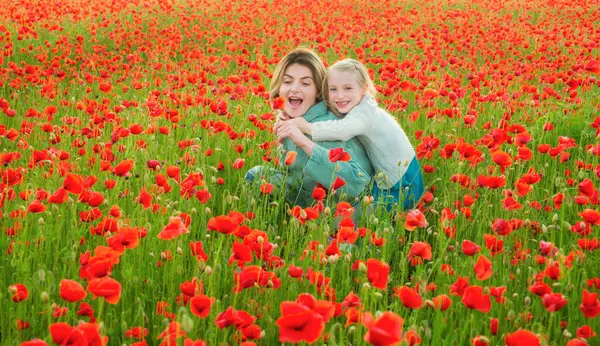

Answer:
[311,95,416,189]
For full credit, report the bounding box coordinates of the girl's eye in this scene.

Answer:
[302,83,310,86]
[345,87,353,91]
[283,80,291,84]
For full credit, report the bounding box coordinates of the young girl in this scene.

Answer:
[287,58,424,210]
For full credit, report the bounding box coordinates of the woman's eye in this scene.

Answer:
[302,83,310,86]
[283,80,291,84]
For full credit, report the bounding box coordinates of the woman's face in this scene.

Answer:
[279,63,318,118]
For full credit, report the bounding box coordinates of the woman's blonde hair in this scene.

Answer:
[269,48,327,102]
[325,59,377,99]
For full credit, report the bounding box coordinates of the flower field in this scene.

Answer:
[2,0,600,344]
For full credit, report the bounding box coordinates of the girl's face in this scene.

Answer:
[278,63,318,118]
[327,69,366,115]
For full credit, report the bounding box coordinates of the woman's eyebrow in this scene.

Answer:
[283,74,313,80]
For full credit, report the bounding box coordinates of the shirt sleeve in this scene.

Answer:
[311,96,376,142]
[303,141,371,199]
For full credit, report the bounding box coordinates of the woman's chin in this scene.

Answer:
[285,108,306,118]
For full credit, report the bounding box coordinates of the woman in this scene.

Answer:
[245,48,374,208]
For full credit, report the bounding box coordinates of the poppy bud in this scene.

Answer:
[358,262,367,272]
[205,207,211,215]
[204,266,213,275]
[40,291,49,303]
[563,329,572,338]
[361,283,371,291]
[182,314,194,333]
[524,296,531,306]
[177,247,182,255]
[328,254,339,264]
[38,269,45,282]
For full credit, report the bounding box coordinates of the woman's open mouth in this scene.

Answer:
[288,97,303,108]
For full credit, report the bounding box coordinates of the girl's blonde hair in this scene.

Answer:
[325,59,377,99]
[269,48,327,102]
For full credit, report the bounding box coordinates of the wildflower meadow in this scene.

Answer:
[1,0,600,345]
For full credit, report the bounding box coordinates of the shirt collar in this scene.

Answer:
[302,101,328,123]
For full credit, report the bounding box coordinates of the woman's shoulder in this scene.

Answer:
[305,101,336,123]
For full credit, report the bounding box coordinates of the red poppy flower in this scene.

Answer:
[228,242,253,267]
[207,215,240,234]
[59,279,87,303]
[63,173,84,194]
[328,148,351,162]
[285,151,297,165]
[190,241,209,262]
[542,293,568,312]
[409,242,432,265]
[576,325,596,339]
[462,240,481,256]
[332,176,346,190]
[394,286,422,309]
[362,311,404,346]
[405,209,428,231]
[9,284,29,302]
[579,209,600,225]
[215,306,256,330]
[272,97,285,110]
[580,289,600,318]
[190,294,215,318]
[474,255,492,280]
[158,216,189,240]
[86,277,122,304]
[112,159,134,177]
[135,188,152,209]
[366,258,390,290]
[505,329,540,346]
[275,302,325,344]
[461,286,491,313]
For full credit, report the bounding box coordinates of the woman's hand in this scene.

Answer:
[273,110,291,133]
[275,121,314,157]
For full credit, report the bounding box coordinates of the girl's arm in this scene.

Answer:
[293,96,377,142]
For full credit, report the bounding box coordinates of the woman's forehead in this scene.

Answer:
[284,63,314,79]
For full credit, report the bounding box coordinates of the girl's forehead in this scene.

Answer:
[328,69,360,83]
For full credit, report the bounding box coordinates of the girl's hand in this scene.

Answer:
[291,117,312,135]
